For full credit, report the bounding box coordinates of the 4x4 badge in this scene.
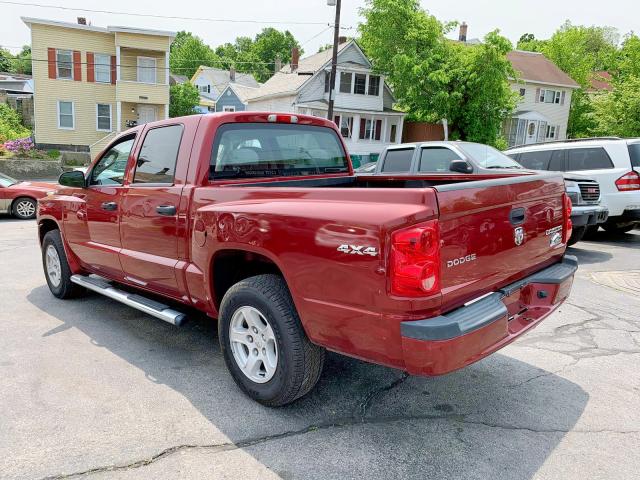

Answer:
[514,227,524,246]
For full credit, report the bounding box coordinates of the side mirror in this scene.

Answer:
[450,159,473,174]
[58,170,86,188]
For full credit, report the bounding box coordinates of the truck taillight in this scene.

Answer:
[390,220,440,297]
[563,193,573,243]
[615,171,640,191]
[267,114,298,124]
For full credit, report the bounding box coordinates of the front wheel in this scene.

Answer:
[12,197,37,219]
[219,274,325,407]
[42,230,84,299]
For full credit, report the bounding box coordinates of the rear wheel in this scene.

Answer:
[602,221,637,234]
[12,197,37,219]
[42,230,84,299]
[567,226,585,246]
[219,274,325,406]
[582,225,600,239]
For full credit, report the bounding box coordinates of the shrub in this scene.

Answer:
[47,149,61,159]
[4,137,34,156]
[0,104,31,140]
[0,144,6,156]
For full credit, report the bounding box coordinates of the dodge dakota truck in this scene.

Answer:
[37,112,577,406]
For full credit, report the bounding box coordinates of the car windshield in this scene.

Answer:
[0,173,18,187]
[210,123,349,179]
[459,143,524,169]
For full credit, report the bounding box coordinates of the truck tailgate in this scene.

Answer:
[435,173,567,312]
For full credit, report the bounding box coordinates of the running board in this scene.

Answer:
[70,274,186,326]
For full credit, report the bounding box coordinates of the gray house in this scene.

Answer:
[190,66,260,113]
[215,83,258,112]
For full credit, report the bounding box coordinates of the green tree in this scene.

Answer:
[0,47,13,72]
[359,0,516,146]
[10,46,32,75]
[516,33,546,52]
[169,32,219,78]
[169,83,199,117]
[591,76,640,137]
[0,103,31,141]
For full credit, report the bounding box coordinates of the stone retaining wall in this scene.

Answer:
[0,158,63,180]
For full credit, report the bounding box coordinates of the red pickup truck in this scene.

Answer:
[38,112,577,406]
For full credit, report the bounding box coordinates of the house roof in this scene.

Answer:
[0,72,32,81]
[588,71,613,92]
[21,17,175,38]
[246,41,353,101]
[169,73,188,86]
[223,83,259,103]
[507,50,580,88]
[191,67,260,91]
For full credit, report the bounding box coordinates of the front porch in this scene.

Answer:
[504,111,554,147]
[118,101,168,132]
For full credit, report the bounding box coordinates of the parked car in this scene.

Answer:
[506,138,640,234]
[38,113,577,406]
[0,173,54,220]
[359,141,607,245]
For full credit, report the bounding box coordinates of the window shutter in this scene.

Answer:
[73,50,82,81]
[86,52,95,82]
[110,55,117,84]
[560,91,566,105]
[47,48,57,79]
[375,119,382,140]
[359,118,366,139]
[535,88,540,103]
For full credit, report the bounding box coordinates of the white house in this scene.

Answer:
[190,66,260,113]
[504,50,580,147]
[245,39,406,166]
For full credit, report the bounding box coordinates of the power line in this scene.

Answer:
[1,0,340,26]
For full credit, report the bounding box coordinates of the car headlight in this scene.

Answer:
[564,181,578,189]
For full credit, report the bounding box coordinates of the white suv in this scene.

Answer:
[506,138,640,233]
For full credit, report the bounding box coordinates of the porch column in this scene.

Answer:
[352,114,361,144]
[165,104,169,120]
[116,101,122,133]
[116,46,121,81]
[396,116,404,143]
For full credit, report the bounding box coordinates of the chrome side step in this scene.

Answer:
[70,274,186,326]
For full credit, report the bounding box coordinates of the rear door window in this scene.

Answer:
[133,125,183,184]
[567,147,614,171]
[628,143,640,168]
[419,147,461,172]
[381,148,414,173]
[517,151,553,170]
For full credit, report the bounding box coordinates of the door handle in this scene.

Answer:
[156,205,177,216]
[101,201,118,211]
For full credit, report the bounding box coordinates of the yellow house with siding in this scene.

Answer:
[22,17,174,158]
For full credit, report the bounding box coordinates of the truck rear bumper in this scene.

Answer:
[400,255,578,376]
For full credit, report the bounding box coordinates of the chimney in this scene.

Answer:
[77,17,87,25]
[229,66,236,82]
[274,54,282,73]
[290,47,299,72]
[459,22,468,42]
[338,36,347,44]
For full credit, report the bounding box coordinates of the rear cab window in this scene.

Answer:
[133,124,184,184]
[567,147,613,171]
[210,123,348,179]
[381,148,415,173]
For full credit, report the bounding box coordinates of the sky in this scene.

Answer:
[1,0,638,59]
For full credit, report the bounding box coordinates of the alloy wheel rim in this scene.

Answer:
[16,200,35,218]
[229,306,278,383]
[45,245,62,287]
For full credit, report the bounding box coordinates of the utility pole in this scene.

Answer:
[327,0,341,122]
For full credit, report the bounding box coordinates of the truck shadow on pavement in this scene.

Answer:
[568,230,638,265]
[27,285,588,480]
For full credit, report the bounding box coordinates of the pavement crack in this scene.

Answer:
[355,372,409,419]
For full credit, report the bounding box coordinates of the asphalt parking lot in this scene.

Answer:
[1,218,639,480]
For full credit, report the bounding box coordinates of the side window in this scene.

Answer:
[90,137,135,186]
[518,151,552,170]
[381,148,414,173]
[628,143,640,168]
[549,150,565,171]
[133,125,184,184]
[419,147,462,173]
[567,147,614,171]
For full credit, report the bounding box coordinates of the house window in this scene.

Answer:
[96,104,112,131]
[540,89,561,103]
[137,56,156,83]
[519,88,526,96]
[57,101,74,129]
[359,117,382,141]
[389,123,397,143]
[199,85,210,94]
[56,49,73,79]
[354,74,367,95]
[223,105,236,112]
[339,72,352,93]
[94,53,111,83]
[368,75,380,96]
[334,115,353,138]
[546,125,557,139]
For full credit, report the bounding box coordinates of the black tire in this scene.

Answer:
[12,197,37,220]
[601,221,636,234]
[567,226,585,246]
[42,229,84,299]
[582,225,600,239]
[218,274,325,407]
